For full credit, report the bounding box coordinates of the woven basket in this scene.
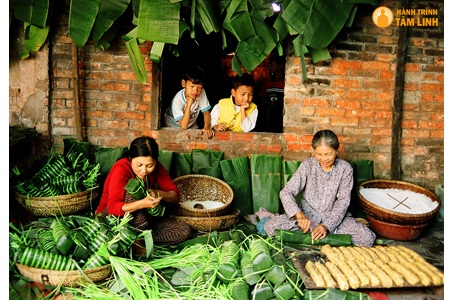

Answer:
[173,174,234,217]
[170,208,241,232]
[357,180,441,225]
[15,263,112,287]
[14,189,99,217]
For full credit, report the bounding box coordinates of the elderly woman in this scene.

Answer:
[264,129,376,247]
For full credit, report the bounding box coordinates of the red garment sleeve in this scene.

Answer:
[95,158,134,216]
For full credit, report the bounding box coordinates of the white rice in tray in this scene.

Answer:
[359,188,439,214]
[181,200,225,210]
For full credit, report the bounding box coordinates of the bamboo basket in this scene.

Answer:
[14,189,99,217]
[173,174,234,217]
[170,208,241,232]
[357,180,440,225]
[15,263,112,287]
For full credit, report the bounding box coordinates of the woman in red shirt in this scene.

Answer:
[95,136,191,245]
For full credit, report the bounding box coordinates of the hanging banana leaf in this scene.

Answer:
[125,38,148,83]
[250,10,277,58]
[96,21,121,51]
[235,36,267,73]
[307,46,331,63]
[14,0,49,28]
[272,13,289,41]
[196,0,221,34]
[21,21,50,59]
[223,7,255,42]
[149,42,165,63]
[282,0,355,49]
[92,0,131,48]
[136,0,180,44]
[68,0,102,47]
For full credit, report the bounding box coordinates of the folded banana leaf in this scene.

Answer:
[94,146,127,181]
[158,149,174,176]
[220,156,252,216]
[192,149,224,179]
[282,160,302,205]
[274,229,351,247]
[171,152,192,178]
[250,154,282,214]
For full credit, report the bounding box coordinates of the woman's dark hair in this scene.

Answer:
[312,129,340,150]
[182,65,206,85]
[231,73,255,90]
[124,136,159,161]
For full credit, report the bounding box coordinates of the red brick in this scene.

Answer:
[115,111,145,120]
[418,121,443,130]
[316,107,345,117]
[302,98,331,106]
[213,132,232,141]
[346,90,374,100]
[187,142,208,150]
[101,82,130,92]
[346,109,374,118]
[421,83,444,92]
[331,116,360,126]
[361,101,391,110]
[233,133,255,142]
[402,129,430,138]
[99,120,129,128]
[371,128,392,136]
[332,59,362,69]
[331,79,360,88]
[362,61,390,71]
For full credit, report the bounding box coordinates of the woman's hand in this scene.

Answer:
[311,224,328,241]
[296,216,311,233]
[143,193,162,209]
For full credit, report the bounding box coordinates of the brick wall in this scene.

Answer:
[10,0,443,190]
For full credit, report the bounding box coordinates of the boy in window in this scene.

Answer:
[164,65,214,139]
[211,73,257,133]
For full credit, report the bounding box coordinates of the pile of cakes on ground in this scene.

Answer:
[305,245,444,290]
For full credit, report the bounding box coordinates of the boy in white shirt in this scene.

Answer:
[211,74,258,133]
[164,65,214,139]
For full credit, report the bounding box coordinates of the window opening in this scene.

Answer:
[160,33,285,134]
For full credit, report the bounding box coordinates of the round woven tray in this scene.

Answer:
[170,208,241,232]
[357,180,441,225]
[15,263,112,287]
[15,189,99,217]
[173,174,234,217]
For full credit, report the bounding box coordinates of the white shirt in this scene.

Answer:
[164,89,211,129]
[210,99,258,133]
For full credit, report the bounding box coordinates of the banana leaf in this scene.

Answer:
[21,21,50,59]
[92,0,130,48]
[149,42,165,63]
[136,0,180,44]
[14,0,49,28]
[93,146,127,186]
[125,38,148,83]
[302,288,370,300]
[220,156,252,216]
[192,149,224,179]
[196,0,221,34]
[282,160,302,205]
[351,160,374,186]
[158,150,174,176]
[68,0,102,47]
[63,138,90,162]
[274,229,351,247]
[250,154,282,214]
[171,152,193,178]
